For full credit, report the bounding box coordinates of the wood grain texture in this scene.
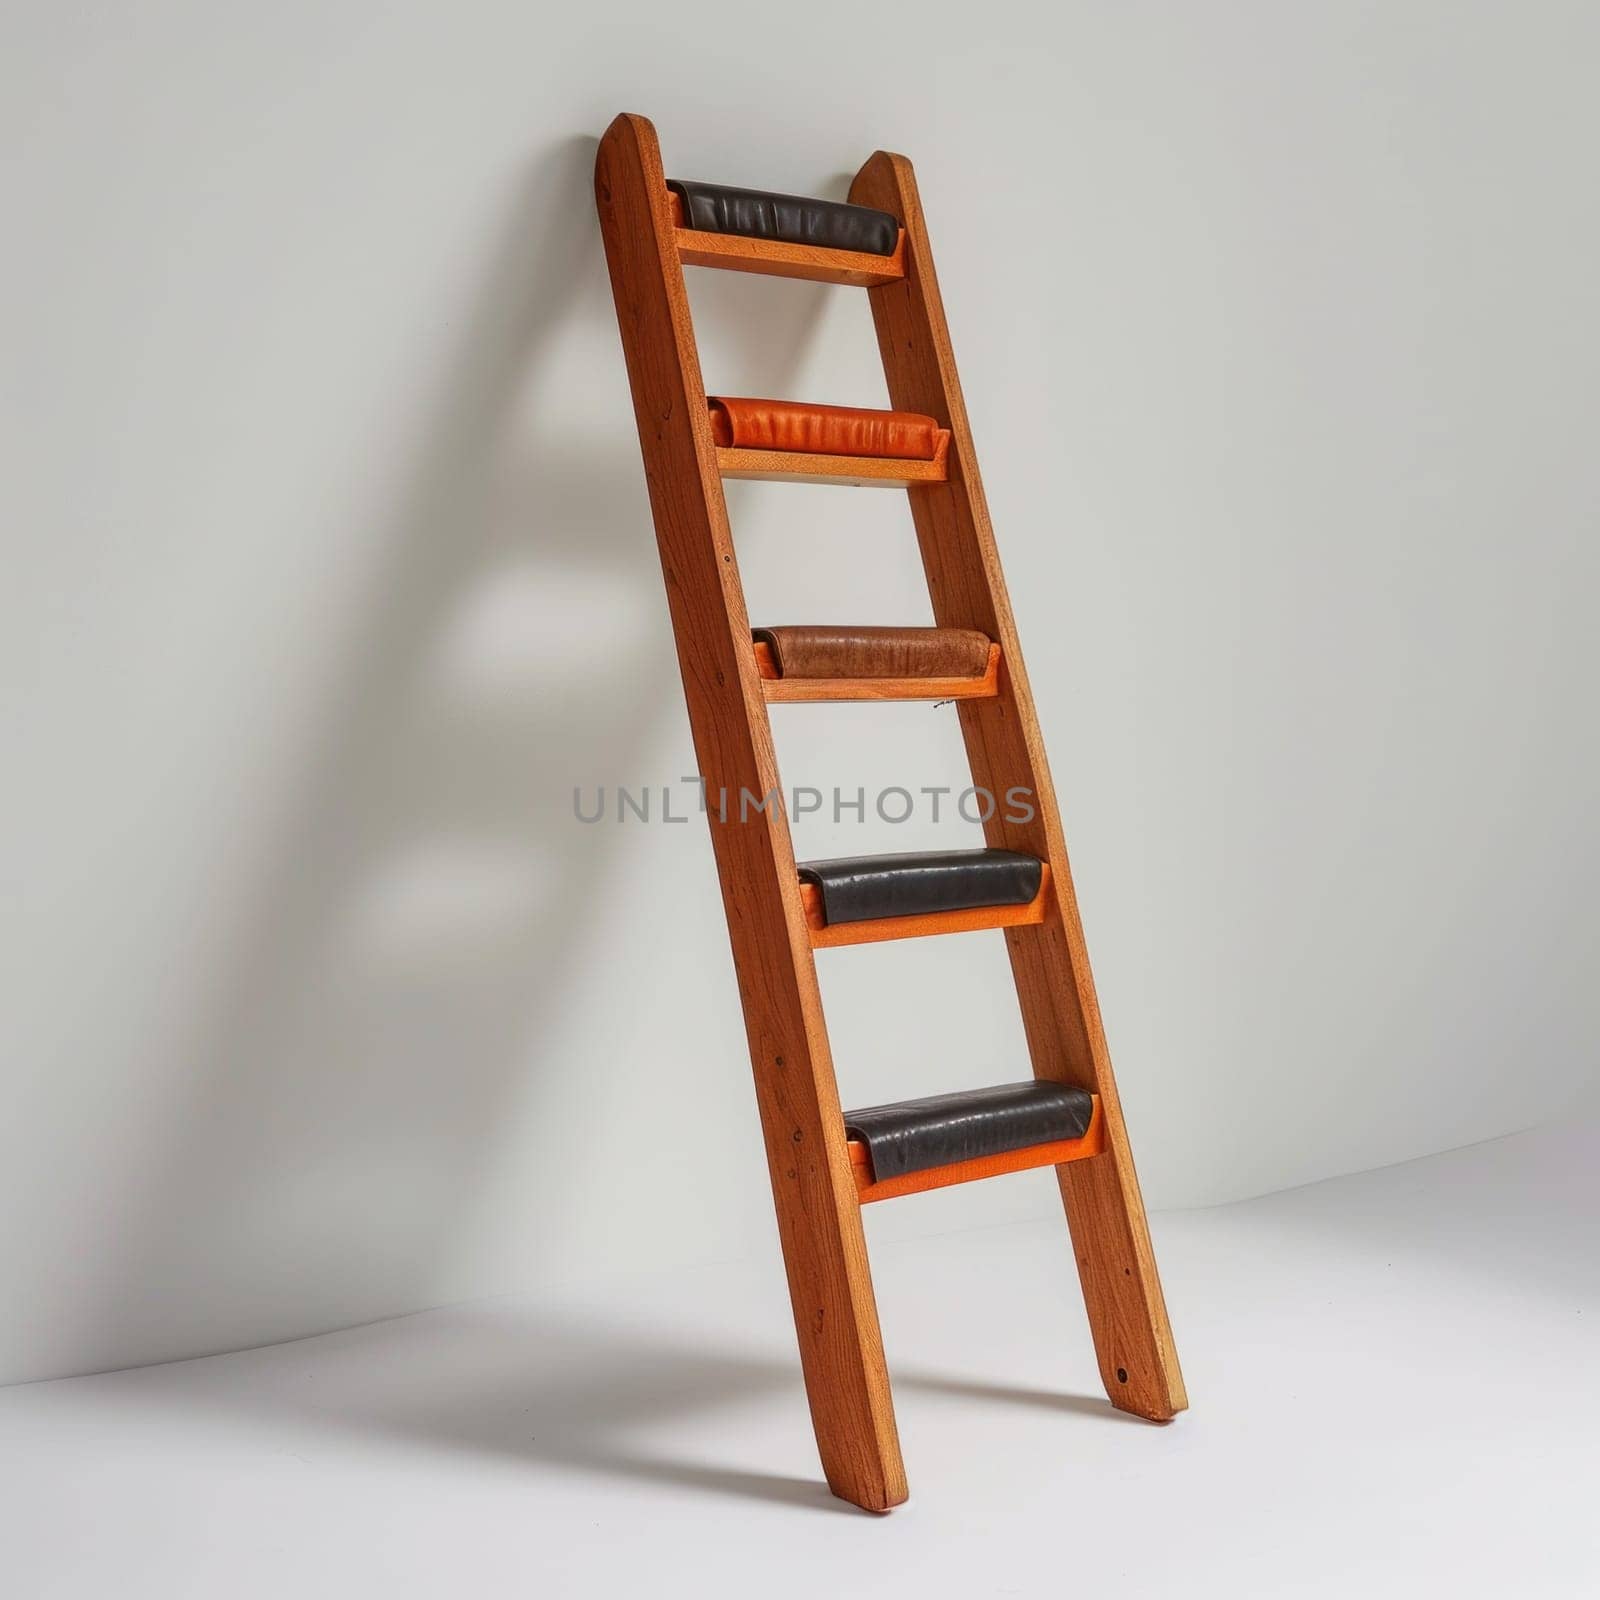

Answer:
[717,432,949,487]
[596,113,907,1512]
[756,639,1001,702]
[800,866,1050,947]
[850,151,1188,1421]
[849,1098,1105,1202]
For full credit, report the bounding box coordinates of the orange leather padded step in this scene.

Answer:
[753,626,992,680]
[707,397,941,460]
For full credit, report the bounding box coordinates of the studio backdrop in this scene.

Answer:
[3,0,1596,1387]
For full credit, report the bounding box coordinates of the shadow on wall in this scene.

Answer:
[89,133,829,1372]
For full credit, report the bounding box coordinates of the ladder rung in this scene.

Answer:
[668,187,907,287]
[803,847,1042,919]
[800,874,1049,945]
[846,1085,1103,1203]
[718,433,949,487]
[679,223,907,288]
[756,639,1000,702]
[800,851,1049,947]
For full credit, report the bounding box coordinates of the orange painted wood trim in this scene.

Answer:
[849,1098,1105,1203]
[756,640,1001,702]
[666,189,907,287]
[801,864,1051,948]
[717,431,950,488]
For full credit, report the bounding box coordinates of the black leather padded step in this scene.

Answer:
[667,178,899,256]
[797,848,1042,925]
[845,1081,1094,1180]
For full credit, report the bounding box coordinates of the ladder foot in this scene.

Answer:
[1106,1381,1185,1424]
[825,1468,909,1514]
[1059,1153,1189,1423]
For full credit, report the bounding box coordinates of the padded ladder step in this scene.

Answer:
[845,1081,1103,1203]
[667,182,905,287]
[755,626,1000,702]
[710,397,950,487]
[798,848,1048,947]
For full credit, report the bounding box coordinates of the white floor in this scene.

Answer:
[5,1118,1596,1599]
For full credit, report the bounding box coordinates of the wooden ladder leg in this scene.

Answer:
[1008,904,1188,1420]
[851,150,1187,1422]
[595,114,908,1511]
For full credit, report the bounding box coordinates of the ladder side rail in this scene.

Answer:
[850,151,1187,1421]
[595,113,907,1509]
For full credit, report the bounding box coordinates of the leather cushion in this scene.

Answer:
[754,626,991,680]
[708,398,940,459]
[797,849,1042,924]
[667,179,899,256]
[845,1081,1094,1179]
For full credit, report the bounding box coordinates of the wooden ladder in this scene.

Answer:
[594,112,1186,1512]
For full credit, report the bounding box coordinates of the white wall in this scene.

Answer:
[3,0,1597,1387]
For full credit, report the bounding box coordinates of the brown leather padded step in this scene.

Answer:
[797,849,1042,925]
[708,398,941,460]
[845,1081,1095,1180]
[754,626,991,681]
[667,179,899,256]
